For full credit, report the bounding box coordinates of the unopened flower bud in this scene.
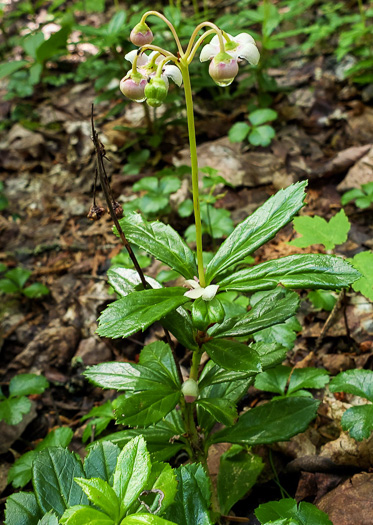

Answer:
[209,51,239,87]
[144,77,168,107]
[130,22,153,46]
[182,378,199,403]
[120,74,147,102]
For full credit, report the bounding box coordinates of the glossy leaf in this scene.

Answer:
[208,289,299,338]
[255,366,329,396]
[116,214,197,279]
[9,374,49,397]
[308,290,337,311]
[120,515,177,525]
[255,498,332,525]
[113,436,151,515]
[341,405,373,441]
[288,368,329,395]
[0,396,32,425]
[196,398,237,426]
[218,446,264,515]
[97,288,189,339]
[211,397,319,445]
[164,464,213,525]
[218,255,360,292]
[107,267,161,297]
[8,427,73,488]
[349,251,373,301]
[202,338,262,373]
[74,478,119,520]
[32,448,87,517]
[114,391,180,428]
[206,181,307,282]
[252,341,288,370]
[329,369,373,401]
[253,317,301,350]
[255,366,290,395]
[84,441,120,483]
[139,342,181,389]
[162,308,198,350]
[60,506,114,525]
[289,210,350,250]
[37,511,59,525]
[5,492,42,525]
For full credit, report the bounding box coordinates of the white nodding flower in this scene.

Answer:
[124,50,183,87]
[200,32,260,66]
[184,279,219,301]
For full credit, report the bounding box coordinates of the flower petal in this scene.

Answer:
[125,50,149,66]
[237,43,260,65]
[200,43,218,62]
[184,288,204,299]
[201,285,219,301]
[185,279,200,289]
[235,32,256,45]
[164,64,182,86]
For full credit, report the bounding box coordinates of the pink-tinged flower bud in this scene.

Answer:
[120,75,147,102]
[182,378,199,403]
[144,77,168,107]
[130,22,153,46]
[209,51,239,87]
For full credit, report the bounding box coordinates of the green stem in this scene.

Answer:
[180,61,206,286]
[190,346,203,381]
[357,0,366,26]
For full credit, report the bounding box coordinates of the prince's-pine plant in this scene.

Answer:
[5,11,359,525]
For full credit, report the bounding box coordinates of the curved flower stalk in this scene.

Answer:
[119,11,259,287]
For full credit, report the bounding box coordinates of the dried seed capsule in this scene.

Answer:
[109,201,124,219]
[87,205,106,221]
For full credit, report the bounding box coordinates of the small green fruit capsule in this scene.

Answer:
[145,77,168,107]
[192,297,209,331]
[182,378,199,403]
[207,297,225,325]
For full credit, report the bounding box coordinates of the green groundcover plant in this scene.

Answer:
[5,10,361,525]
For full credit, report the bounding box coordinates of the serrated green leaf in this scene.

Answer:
[74,478,119,521]
[209,288,299,338]
[349,251,373,300]
[289,210,350,250]
[249,125,275,147]
[256,499,298,523]
[120,515,177,525]
[82,402,114,443]
[330,369,373,401]
[255,366,290,395]
[164,464,213,525]
[211,397,319,445]
[206,182,307,282]
[196,398,237,426]
[84,441,120,483]
[97,288,189,339]
[113,436,151,515]
[114,391,180,427]
[5,267,31,288]
[228,122,250,142]
[218,446,264,515]
[340,405,373,441]
[218,255,360,291]
[0,397,32,425]
[288,368,329,394]
[8,427,73,488]
[252,342,288,370]
[60,506,114,525]
[139,341,181,389]
[253,316,301,350]
[202,339,262,373]
[32,448,87,517]
[116,214,197,279]
[162,307,198,351]
[5,492,42,525]
[37,511,59,525]
[9,374,49,397]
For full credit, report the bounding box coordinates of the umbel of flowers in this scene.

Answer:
[120,11,260,289]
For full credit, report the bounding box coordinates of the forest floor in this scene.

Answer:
[0,2,373,523]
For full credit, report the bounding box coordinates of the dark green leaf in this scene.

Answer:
[211,397,319,445]
[97,288,189,339]
[107,267,159,297]
[139,341,181,389]
[22,32,44,59]
[218,446,264,515]
[32,448,87,517]
[36,26,70,62]
[252,342,288,370]
[255,498,332,525]
[196,398,237,426]
[5,492,42,525]
[113,436,151,515]
[330,369,373,402]
[209,289,299,338]
[0,60,28,79]
[218,255,360,292]
[289,210,350,250]
[0,397,32,425]
[202,339,261,373]
[206,182,307,282]
[23,283,50,298]
[0,279,20,294]
[9,374,49,397]
[255,366,290,395]
[84,441,120,483]
[164,464,213,525]
[341,405,373,441]
[107,10,126,35]
[83,362,142,390]
[288,368,329,394]
[117,214,197,279]
[114,391,180,427]
[253,317,301,350]
[162,308,198,350]
[120,515,177,524]
[60,506,114,525]
[5,267,31,288]
[74,478,119,521]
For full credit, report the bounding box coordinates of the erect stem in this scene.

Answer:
[180,60,205,287]
[141,10,184,56]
